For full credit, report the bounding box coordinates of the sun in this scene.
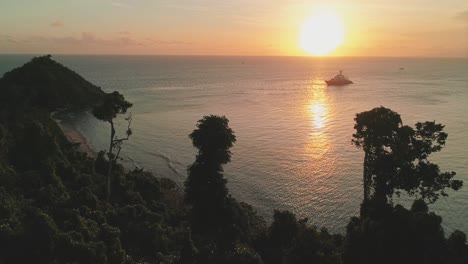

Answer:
[299,11,344,56]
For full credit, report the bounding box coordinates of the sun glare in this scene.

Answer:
[300,11,344,56]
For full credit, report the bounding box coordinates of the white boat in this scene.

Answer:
[325,70,353,86]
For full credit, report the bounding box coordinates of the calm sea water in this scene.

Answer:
[1,55,467,234]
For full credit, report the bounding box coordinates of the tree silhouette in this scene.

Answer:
[352,106,402,202]
[448,230,468,264]
[353,106,462,205]
[93,91,132,201]
[184,115,236,230]
[269,210,300,250]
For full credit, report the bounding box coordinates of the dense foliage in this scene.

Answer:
[353,107,462,204]
[185,115,236,231]
[0,55,104,110]
[0,57,467,263]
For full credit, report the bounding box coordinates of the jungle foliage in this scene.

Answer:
[0,57,466,263]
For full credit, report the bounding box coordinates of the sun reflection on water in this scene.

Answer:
[309,103,327,129]
[304,80,335,164]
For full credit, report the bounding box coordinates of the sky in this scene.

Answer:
[0,0,467,57]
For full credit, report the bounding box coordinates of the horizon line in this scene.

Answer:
[0,53,467,59]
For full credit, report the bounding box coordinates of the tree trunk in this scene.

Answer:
[106,120,115,202]
[363,151,369,202]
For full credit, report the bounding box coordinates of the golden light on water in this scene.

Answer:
[308,81,331,131]
[299,10,345,56]
[309,104,327,129]
[304,80,335,166]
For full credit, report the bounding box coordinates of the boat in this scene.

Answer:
[325,70,353,86]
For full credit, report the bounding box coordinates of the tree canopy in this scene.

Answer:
[185,115,237,231]
[0,55,104,110]
[92,91,133,123]
[93,91,133,202]
[353,106,462,204]
[189,115,236,166]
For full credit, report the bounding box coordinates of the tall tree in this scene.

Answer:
[352,106,462,205]
[184,115,236,230]
[93,91,132,201]
[352,106,402,202]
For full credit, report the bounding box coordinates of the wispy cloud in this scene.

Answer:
[154,40,195,46]
[3,32,140,47]
[0,34,19,44]
[143,37,195,46]
[112,1,132,9]
[77,32,139,46]
[1,33,195,48]
[50,21,64,27]
[454,10,468,20]
[117,31,131,35]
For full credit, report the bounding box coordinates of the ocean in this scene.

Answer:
[1,55,467,234]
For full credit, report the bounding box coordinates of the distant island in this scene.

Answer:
[0,55,467,264]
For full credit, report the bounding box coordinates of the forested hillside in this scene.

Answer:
[0,56,466,264]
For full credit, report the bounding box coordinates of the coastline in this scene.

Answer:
[52,112,96,158]
[62,125,96,158]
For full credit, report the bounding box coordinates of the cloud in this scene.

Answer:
[0,32,199,56]
[0,34,19,44]
[78,32,141,46]
[154,40,195,46]
[143,37,194,46]
[112,1,132,8]
[50,21,64,27]
[454,10,468,20]
[117,31,131,35]
[5,32,141,48]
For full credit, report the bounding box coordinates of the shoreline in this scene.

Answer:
[52,112,96,158]
[62,125,96,158]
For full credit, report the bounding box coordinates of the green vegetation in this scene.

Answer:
[185,115,236,231]
[0,56,467,263]
[93,91,133,201]
[353,106,462,205]
[0,55,104,111]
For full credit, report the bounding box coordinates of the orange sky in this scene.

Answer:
[0,0,467,57]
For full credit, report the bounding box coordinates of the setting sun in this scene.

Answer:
[299,11,345,56]
[1,1,468,262]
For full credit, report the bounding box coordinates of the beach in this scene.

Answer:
[63,126,95,158]
[53,113,96,158]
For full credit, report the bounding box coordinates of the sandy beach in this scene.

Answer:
[53,113,96,158]
[63,126,96,158]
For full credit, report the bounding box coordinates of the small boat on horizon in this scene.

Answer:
[325,70,353,86]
